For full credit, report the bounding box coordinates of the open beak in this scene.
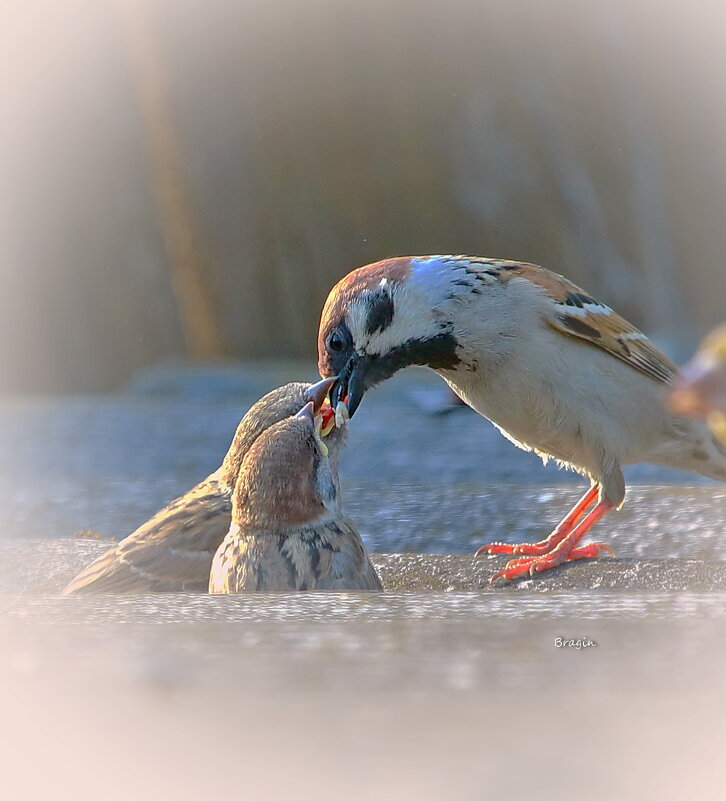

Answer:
[304,376,339,437]
[304,376,337,413]
[294,401,316,424]
[331,354,370,418]
[296,400,331,456]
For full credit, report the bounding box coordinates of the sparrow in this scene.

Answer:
[318,254,726,582]
[209,402,382,593]
[670,324,726,446]
[62,378,341,594]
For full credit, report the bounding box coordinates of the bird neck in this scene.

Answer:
[233,463,328,530]
[235,501,333,533]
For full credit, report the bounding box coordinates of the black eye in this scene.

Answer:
[328,330,345,352]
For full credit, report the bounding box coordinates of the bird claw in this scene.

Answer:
[488,570,509,587]
[488,554,563,584]
[475,539,557,557]
[488,542,613,584]
[566,542,615,560]
[475,542,517,557]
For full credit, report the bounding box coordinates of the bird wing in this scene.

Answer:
[492,260,678,385]
[63,476,232,594]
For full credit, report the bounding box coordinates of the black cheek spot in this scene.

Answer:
[365,291,395,336]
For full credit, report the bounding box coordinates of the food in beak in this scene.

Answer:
[335,400,350,429]
[312,411,330,456]
[311,380,349,447]
[318,400,336,438]
[316,433,329,456]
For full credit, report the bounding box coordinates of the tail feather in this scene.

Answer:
[62,545,131,594]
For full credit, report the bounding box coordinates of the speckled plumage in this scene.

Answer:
[63,380,343,594]
[209,411,381,593]
[318,254,726,581]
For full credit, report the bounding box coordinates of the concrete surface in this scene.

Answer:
[2,363,725,801]
[4,539,726,595]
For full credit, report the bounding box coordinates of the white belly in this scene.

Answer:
[438,328,674,476]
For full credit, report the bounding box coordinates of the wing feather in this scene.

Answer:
[459,258,679,385]
[63,475,231,594]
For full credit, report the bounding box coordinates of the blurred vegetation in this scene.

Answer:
[1,0,725,392]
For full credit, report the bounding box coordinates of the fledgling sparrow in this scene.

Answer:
[209,402,381,593]
[62,378,341,594]
[317,255,726,582]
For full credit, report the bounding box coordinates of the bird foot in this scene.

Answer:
[489,542,614,585]
[475,539,556,557]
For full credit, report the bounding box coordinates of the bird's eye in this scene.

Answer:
[328,329,345,352]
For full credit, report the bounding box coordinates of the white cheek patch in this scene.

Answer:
[347,285,440,357]
[346,297,372,347]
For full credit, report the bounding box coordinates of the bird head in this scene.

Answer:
[317,257,462,416]
[220,377,344,487]
[232,401,339,530]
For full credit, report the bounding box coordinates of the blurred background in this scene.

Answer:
[2,6,726,797]
[2,0,725,394]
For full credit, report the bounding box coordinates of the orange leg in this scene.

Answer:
[490,500,614,584]
[475,485,599,557]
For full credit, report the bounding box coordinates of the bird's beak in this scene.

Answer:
[297,400,331,456]
[304,376,337,413]
[331,354,370,418]
[295,401,316,424]
[670,357,726,418]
